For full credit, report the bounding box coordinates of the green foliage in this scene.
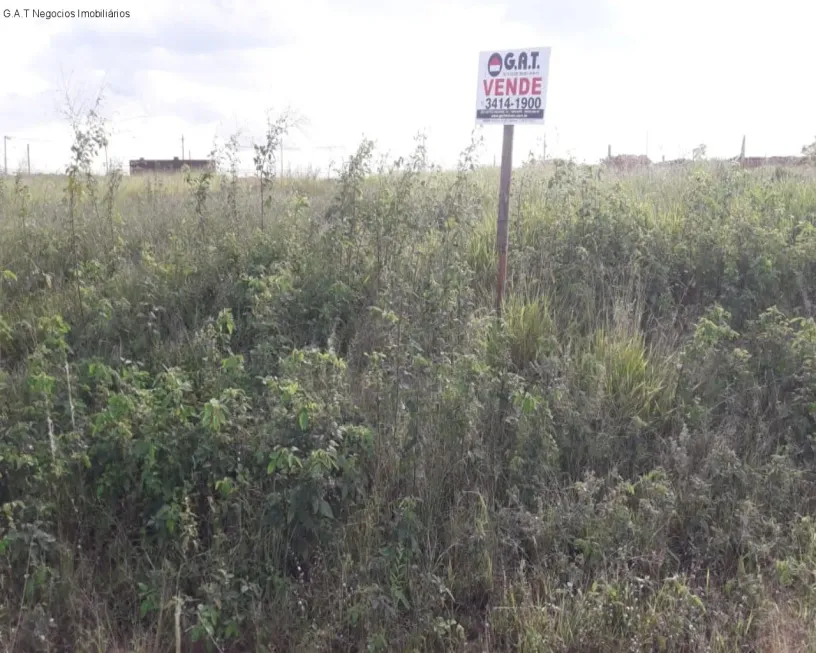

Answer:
[503,294,556,370]
[2,146,816,650]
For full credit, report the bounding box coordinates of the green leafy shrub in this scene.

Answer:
[3,143,816,650]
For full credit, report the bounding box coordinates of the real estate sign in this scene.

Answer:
[475,48,551,125]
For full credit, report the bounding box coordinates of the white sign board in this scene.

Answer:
[475,47,551,125]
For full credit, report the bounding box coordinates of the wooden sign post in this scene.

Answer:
[475,47,551,317]
[495,124,514,317]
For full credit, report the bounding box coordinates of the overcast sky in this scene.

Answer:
[0,0,814,174]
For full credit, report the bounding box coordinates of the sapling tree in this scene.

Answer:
[13,173,30,256]
[253,109,305,230]
[803,136,816,161]
[224,131,241,222]
[63,90,109,318]
[103,160,123,245]
[253,116,283,232]
[185,138,222,233]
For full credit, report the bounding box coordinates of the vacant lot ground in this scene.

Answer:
[2,147,816,651]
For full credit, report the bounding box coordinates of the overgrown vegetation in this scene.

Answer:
[2,120,816,652]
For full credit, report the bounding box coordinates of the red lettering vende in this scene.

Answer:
[483,77,543,96]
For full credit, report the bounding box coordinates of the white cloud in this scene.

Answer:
[0,0,814,174]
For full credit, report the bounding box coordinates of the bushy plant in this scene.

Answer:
[3,139,816,651]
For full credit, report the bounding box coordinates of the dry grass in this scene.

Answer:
[757,604,813,653]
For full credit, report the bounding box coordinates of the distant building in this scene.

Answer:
[603,154,652,170]
[738,156,809,169]
[128,157,214,175]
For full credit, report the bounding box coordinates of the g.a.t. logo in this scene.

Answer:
[486,50,543,77]
[487,53,503,77]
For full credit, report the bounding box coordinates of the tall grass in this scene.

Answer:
[2,146,816,651]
